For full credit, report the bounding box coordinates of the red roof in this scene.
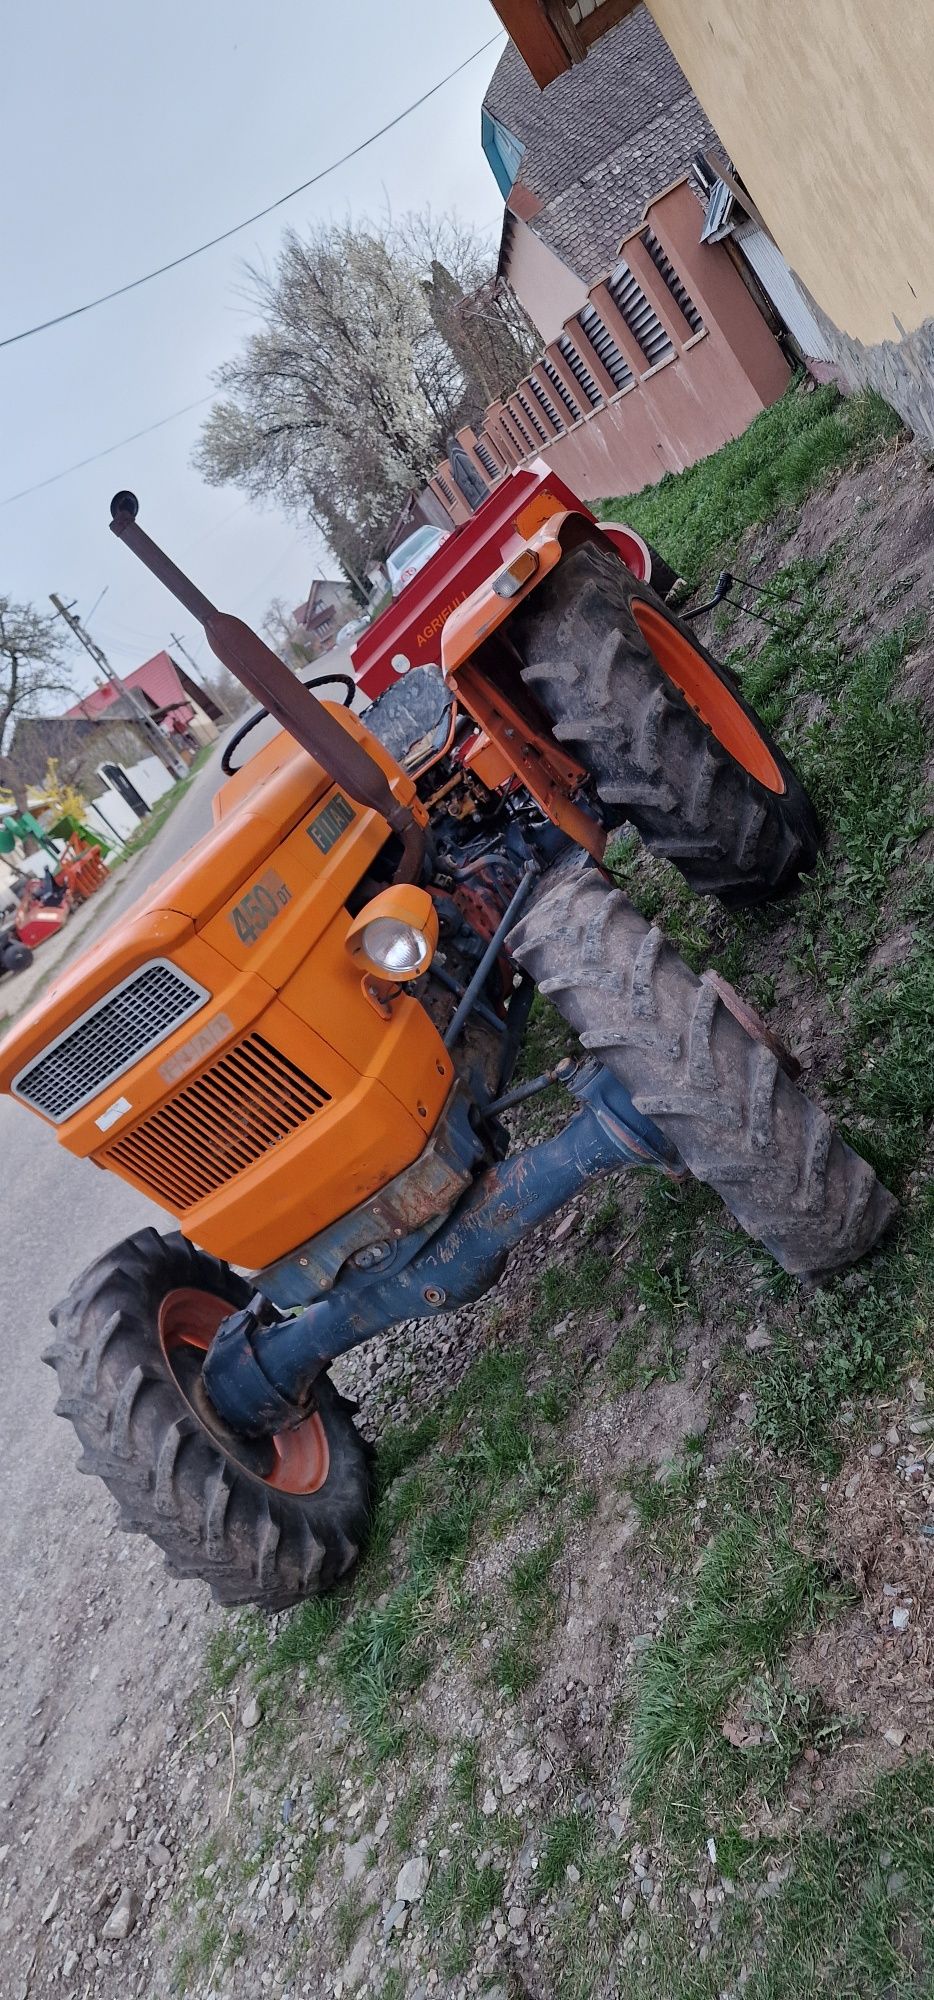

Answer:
[64,651,194,728]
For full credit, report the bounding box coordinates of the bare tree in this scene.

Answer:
[0,599,74,795]
[262,596,322,671]
[194,210,530,579]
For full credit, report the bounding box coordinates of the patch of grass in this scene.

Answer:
[612,1756,934,1999]
[293,1829,325,1900]
[333,1881,370,1956]
[450,1739,483,1827]
[754,1282,909,1471]
[535,1247,617,1329]
[626,1436,705,1562]
[843,945,934,1185]
[790,620,929,994]
[172,1912,225,1993]
[259,1343,574,1761]
[597,383,901,586]
[627,1174,714,1329]
[536,1806,595,1895]
[373,1974,406,2000]
[390,1773,430,1852]
[491,1532,562,1698]
[331,1585,433,1762]
[627,1492,831,1826]
[574,1480,599,1520]
[423,1838,505,1975]
[264,1594,343,1673]
[584,1188,623,1239]
[514,989,580,1133]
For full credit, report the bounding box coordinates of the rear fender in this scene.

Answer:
[440,503,650,678]
[439,501,655,862]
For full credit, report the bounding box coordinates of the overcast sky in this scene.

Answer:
[1,0,505,698]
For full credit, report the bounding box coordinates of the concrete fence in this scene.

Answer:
[426,178,791,518]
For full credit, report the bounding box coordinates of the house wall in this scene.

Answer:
[502,216,589,345]
[645,0,934,438]
[427,180,789,510]
[83,757,175,847]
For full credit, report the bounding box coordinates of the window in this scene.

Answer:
[394,526,442,564]
[481,109,526,200]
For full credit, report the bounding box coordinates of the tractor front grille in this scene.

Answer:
[106,1034,331,1210]
[12,961,209,1122]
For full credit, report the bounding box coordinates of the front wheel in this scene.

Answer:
[45,1230,374,1609]
[509,855,896,1276]
[512,540,820,906]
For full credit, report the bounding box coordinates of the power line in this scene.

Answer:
[0,395,215,507]
[1,35,503,353]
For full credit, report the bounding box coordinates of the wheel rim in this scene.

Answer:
[631,599,786,794]
[158,1288,330,1496]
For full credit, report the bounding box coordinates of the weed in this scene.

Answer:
[627,1496,830,1818]
[333,1882,370,1956]
[391,1774,430,1852]
[754,1283,908,1470]
[626,1438,704,1562]
[373,1974,406,2000]
[536,1807,595,1895]
[422,1837,505,1972]
[491,1533,562,1698]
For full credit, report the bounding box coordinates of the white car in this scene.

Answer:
[386,524,450,599]
[334,616,369,646]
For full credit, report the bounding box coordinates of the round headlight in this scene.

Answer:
[359,917,430,977]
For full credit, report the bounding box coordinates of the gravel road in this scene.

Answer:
[0,743,229,1995]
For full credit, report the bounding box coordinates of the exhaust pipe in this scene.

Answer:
[109,492,425,879]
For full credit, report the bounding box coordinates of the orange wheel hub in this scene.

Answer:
[158,1288,330,1496]
[632,600,786,794]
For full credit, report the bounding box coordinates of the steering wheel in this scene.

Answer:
[221,669,357,775]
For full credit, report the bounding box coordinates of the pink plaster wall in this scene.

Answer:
[427,180,791,513]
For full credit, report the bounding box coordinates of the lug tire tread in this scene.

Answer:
[509,855,897,1275]
[512,541,820,906]
[45,1227,374,1609]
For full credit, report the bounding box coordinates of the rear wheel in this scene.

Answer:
[512,540,820,905]
[45,1229,374,1609]
[509,855,896,1276]
[1,938,33,974]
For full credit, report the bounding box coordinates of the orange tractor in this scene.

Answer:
[0,481,895,1609]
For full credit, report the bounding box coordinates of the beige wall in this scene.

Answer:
[503,216,589,344]
[647,0,934,346]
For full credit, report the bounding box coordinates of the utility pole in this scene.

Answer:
[168,630,228,721]
[169,631,204,679]
[50,595,186,781]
